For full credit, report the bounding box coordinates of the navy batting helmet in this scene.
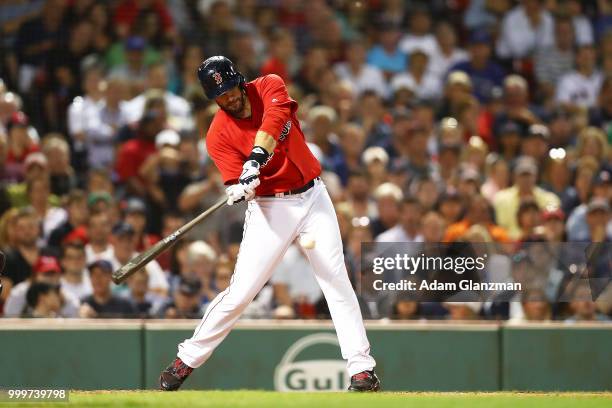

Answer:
[197,56,245,100]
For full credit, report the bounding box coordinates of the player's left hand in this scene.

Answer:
[239,160,261,189]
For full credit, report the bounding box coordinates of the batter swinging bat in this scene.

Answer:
[112,196,227,284]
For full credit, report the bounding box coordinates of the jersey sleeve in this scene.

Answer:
[258,74,297,140]
[206,125,244,185]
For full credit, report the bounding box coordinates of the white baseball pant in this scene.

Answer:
[177,178,376,376]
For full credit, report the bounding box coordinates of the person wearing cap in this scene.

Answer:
[108,36,151,94]
[80,260,137,318]
[157,277,204,319]
[566,167,612,241]
[585,198,611,242]
[493,156,560,239]
[391,48,441,102]
[308,106,349,185]
[361,146,389,189]
[437,72,473,119]
[497,120,523,162]
[4,255,80,318]
[542,205,566,242]
[370,182,403,237]
[6,152,61,209]
[122,197,159,252]
[449,30,506,103]
[110,221,169,297]
[521,124,550,165]
[494,75,542,136]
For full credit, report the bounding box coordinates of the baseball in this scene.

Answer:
[299,234,316,249]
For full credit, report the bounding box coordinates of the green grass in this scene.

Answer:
[2,391,611,408]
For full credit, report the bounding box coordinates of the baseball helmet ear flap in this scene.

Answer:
[197,56,245,100]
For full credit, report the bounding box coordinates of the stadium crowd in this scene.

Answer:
[0,0,610,322]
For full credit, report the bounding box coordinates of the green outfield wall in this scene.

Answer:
[1,320,610,391]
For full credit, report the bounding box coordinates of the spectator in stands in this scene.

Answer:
[121,62,192,130]
[182,240,217,307]
[308,106,348,184]
[26,175,66,245]
[59,242,92,301]
[115,91,164,197]
[376,197,424,242]
[444,302,481,320]
[122,197,157,252]
[493,156,560,239]
[158,277,203,319]
[556,44,603,109]
[4,207,41,288]
[24,282,62,318]
[85,211,113,264]
[445,195,510,243]
[271,245,323,319]
[512,288,552,322]
[496,0,554,60]
[108,36,152,96]
[334,38,387,98]
[366,20,406,77]
[80,260,136,318]
[584,198,611,242]
[534,16,576,103]
[398,5,436,57]
[370,183,403,238]
[260,29,296,84]
[110,222,168,296]
[391,49,441,102]
[48,190,88,252]
[566,283,610,322]
[429,22,469,84]
[42,136,76,197]
[123,269,164,318]
[566,167,611,241]
[5,112,38,176]
[5,255,80,317]
[450,30,505,103]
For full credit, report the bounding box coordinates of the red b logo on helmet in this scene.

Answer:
[213,72,223,85]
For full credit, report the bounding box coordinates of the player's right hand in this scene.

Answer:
[226,183,256,205]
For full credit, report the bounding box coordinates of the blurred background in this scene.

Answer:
[0,0,610,325]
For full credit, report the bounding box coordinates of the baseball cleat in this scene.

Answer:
[159,357,194,391]
[348,370,381,392]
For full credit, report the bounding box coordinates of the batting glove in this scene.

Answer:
[226,183,256,205]
[239,160,261,190]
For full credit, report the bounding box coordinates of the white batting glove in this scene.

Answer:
[226,183,256,205]
[239,160,261,190]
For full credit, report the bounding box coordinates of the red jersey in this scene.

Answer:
[115,138,157,182]
[206,74,321,195]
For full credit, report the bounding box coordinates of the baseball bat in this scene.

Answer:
[112,196,227,284]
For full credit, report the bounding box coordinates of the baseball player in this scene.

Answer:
[159,56,380,392]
